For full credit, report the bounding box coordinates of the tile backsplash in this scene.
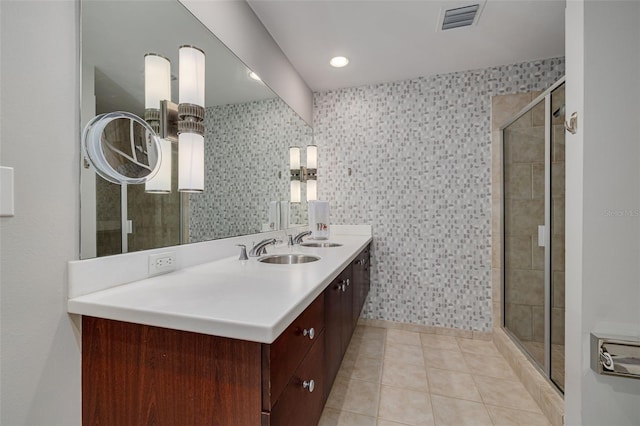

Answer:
[314,58,565,332]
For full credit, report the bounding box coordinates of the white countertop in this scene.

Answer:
[67,233,371,344]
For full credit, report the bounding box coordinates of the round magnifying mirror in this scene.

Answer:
[82,111,162,185]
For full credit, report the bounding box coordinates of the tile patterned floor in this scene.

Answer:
[320,326,550,426]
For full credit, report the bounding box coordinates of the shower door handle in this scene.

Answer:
[537,225,546,247]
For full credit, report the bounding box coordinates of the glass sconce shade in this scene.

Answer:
[289,146,301,169]
[178,132,204,192]
[290,180,301,203]
[178,45,205,193]
[306,145,317,169]
[145,138,172,193]
[179,45,205,106]
[306,179,317,201]
[144,54,171,109]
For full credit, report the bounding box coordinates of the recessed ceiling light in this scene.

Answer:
[329,56,349,68]
[248,71,262,81]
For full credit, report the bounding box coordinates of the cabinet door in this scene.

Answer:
[352,245,370,326]
[324,274,344,401]
[340,265,354,356]
[82,317,262,426]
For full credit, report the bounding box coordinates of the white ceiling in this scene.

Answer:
[248,0,566,92]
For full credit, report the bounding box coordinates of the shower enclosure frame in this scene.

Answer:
[500,76,565,392]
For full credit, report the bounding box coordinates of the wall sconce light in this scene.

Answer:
[144,53,172,194]
[142,46,206,194]
[306,145,317,202]
[177,45,205,193]
[290,146,301,203]
[289,145,318,203]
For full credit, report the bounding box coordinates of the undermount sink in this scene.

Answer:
[258,254,321,264]
[300,242,343,248]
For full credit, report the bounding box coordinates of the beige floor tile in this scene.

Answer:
[352,325,387,342]
[462,352,518,381]
[420,334,461,351]
[346,336,386,360]
[338,353,383,383]
[378,385,435,425]
[430,394,493,426]
[423,348,469,372]
[325,377,380,416]
[387,329,422,346]
[382,357,429,392]
[318,407,377,426]
[486,405,551,425]
[385,342,426,367]
[377,420,412,426]
[426,368,482,402]
[474,375,541,413]
[457,338,503,357]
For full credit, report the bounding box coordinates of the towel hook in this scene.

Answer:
[565,111,578,134]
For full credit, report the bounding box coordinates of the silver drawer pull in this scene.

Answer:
[303,379,315,393]
[302,327,315,340]
[341,283,346,292]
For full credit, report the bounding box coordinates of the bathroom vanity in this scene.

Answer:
[69,231,370,425]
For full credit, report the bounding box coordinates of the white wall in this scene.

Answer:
[179,0,314,126]
[565,1,640,424]
[0,1,82,424]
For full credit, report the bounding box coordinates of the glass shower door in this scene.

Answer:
[503,99,548,371]
[550,85,565,391]
[502,80,566,392]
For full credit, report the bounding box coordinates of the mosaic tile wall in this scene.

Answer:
[314,57,565,332]
[189,97,312,242]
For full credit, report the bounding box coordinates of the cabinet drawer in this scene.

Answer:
[263,293,325,409]
[268,331,325,426]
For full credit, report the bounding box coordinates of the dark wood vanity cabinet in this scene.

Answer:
[323,244,371,402]
[82,316,263,426]
[82,244,371,426]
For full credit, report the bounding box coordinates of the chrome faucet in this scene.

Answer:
[249,238,278,257]
[293,231,311,244]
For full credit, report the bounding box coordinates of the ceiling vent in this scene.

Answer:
[441,4,480,30]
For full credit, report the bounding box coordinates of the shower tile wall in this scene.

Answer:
[189,98,311,243]
[314,58,564,332]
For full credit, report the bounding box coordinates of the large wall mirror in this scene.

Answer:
[80,0,312,259]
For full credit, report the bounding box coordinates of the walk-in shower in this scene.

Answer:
[501,78,565,392]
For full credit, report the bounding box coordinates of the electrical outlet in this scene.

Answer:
[148,251,177,276]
